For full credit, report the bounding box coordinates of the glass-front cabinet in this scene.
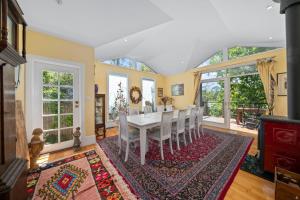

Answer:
[95,94,106,137]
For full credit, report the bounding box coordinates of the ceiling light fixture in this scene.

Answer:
[269,36,273,40]
[56,0,63,5]
[266,3,274,10]
[124,38,128,42]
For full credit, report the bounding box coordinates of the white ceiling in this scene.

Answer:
[18,0,285,75]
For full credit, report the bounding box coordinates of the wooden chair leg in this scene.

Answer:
[176,134,180,150]
[125,142,129,162]
[160,141,164,160]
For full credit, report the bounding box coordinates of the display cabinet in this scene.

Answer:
[95,94,106,138]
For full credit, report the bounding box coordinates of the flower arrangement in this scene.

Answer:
[160,96,173,111]
[111,82,129,120]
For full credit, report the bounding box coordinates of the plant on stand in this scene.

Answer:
[111,82,129,120]
[161,96,173,111]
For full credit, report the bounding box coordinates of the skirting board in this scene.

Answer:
[81,134,97,146]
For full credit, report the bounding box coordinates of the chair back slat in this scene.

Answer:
[196,106,204,125]
[144,105,152,114]
[119,111,129,139]
[129,107,139,116]
[189,108,197,128]
[161,111,173,137]
[177,109,186,133]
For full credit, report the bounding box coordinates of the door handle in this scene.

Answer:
[75,101,79,108]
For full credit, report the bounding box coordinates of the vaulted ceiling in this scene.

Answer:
[18,0,285,75]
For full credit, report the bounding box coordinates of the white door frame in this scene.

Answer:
[201,77,230,129]
[25,55,85,153]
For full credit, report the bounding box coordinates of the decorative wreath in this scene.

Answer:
[130,86,142,104]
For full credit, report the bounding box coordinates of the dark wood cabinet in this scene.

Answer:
[258,116,300,174]
[0,0,27,199]
[95,94,106,138]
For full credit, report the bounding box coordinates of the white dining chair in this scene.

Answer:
[148,111,174,160]
[118,111,140,162]
[128,107,139,116]
[157,105,164,112]
[196,106,204,137]
[144,105,153,114]
[166,105,173,111]
[172,109,187,150]
[186,107,197,143]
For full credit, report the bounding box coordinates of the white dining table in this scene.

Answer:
[127,110,190,165]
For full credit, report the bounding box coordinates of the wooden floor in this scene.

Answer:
[38,127,274,200]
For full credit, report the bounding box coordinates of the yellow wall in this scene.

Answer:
[165,48,288,116]
[16,29,96,136]
[95,62,166,121]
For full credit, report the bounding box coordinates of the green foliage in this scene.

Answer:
[43,71,58,85]
[60,73,73,85]
[228,47,276,60]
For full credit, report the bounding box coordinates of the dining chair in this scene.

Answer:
[148,111,174,160]
[186,107,197,143]
[129,107,139,116]
[144,105,153,114]
[196,106,204,137]
[157,105,164,112]
[172,109,187,150]
[118,111,140,162]
[166,105,173,111]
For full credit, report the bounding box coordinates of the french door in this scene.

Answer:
[32,61,80,153]
[200,77,230,128]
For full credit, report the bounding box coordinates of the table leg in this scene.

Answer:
[140,128,146,165]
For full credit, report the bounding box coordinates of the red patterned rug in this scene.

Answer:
[98,129,253,200]
[27,148,136,200]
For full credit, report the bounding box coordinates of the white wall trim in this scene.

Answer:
[25,55,86,147]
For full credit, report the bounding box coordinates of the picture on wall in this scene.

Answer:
[171,84,184,96]
[158,88,163,97]
[277,72,287,96]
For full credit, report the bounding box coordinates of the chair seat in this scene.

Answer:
[121,127,140,141]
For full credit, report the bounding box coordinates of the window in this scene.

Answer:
[202,64,258,80]
[104,58,155,73]
[228,46,277,60]
[142,78,155,108]
[198,47,278,68]
[108,74,128,120]
[199,51,223,67]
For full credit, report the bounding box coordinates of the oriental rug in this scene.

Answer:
[27,148,136,200]
[98,129,253,200]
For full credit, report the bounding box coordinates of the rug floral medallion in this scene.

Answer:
[98,129,253,200]
[27,149,136,200]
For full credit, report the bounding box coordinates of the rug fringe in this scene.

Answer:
[95,145,138,200]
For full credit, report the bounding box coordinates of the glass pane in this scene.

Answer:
[43,116,58,130]
[60,87,73,100]
[199,51,223,67]
[202,70,226,80]
[142,79,155,107]
[43,86,58,99]
[60,115,73,128]
[43,71,58,85]
[228,47,277,60]
[227,65,258,77]
[60,128,73,142]
[60,101,73,114]
[43,101,58,114]
[201,81,225,124]
[44,130,58,145]
[60,72,73,86]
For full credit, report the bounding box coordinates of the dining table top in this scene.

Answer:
[127,110,191,127]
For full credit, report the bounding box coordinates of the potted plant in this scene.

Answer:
[161,96,173,111]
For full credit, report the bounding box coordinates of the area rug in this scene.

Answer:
[240,155,274,182]
[27,148,137,200]
[98,129,253,200]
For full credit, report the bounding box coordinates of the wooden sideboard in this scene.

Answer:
[258,116,300,174]
[0,1,28,199]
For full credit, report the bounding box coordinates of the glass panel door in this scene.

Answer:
[200,78,230,128]
[33,62,80,153]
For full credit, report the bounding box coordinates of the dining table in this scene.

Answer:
[127,110,190,165]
